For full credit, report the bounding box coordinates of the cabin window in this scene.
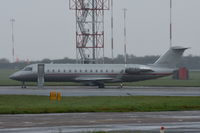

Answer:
[74,70,77,73]
[80,70,82,73]
[85,70,87,72]
[106,70,108,73]
[69,70,71,73]
[47,70,50,73]
[100,70,103,73]
[96,70,98,73]
[58,69,60,72]
[111,70,114,73]
[52,69,55,72]
[24,67,32,71]
[63,70,66,73]
[90,70,93,73]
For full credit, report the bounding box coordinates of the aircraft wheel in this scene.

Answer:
[21,82,26,88]
[98,83,105,88]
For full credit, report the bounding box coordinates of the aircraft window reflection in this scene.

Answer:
[24,67,32,71]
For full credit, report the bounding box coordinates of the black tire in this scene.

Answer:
[98,83,105,88]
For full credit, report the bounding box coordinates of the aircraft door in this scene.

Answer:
[37,64,45,88]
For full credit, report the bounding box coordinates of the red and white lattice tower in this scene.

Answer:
[69,0,110,64]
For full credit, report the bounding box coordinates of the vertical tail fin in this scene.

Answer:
[154,46,188,68]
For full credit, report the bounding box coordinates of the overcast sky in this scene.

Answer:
[0,0,200,61]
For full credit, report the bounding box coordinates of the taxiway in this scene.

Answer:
[0,111,200,132]
[0,86,199,96]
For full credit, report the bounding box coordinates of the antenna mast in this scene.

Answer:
[69,0,110,64]
[10,18,15,63]
[170,0,172,48]
[123,8,127,66]
[111,0,114,63]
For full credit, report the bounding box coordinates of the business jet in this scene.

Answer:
[10,46,188,88]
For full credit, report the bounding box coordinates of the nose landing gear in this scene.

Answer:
[97,82,105,88]
[120,83,124,88]
[21,82,26,88]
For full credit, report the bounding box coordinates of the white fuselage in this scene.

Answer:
[10,63,174,84]
[9,47,188,87]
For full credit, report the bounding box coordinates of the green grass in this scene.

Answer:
[0,69,200,86]
[128,70,200,87]
[0,95,200,114]
[123,74,200,87]
[0,69,21,86]
[92,131,108,133]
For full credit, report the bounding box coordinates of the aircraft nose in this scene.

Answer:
[9,72,19,80]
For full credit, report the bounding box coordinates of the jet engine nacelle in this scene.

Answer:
[125,67,154,74]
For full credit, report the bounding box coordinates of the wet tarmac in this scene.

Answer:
[0,86,200,96]
[0,111,200,133]
[0,86,200,132]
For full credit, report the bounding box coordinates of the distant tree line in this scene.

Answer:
[0,54,200,70]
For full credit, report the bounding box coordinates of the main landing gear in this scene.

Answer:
[98,82,105,88]
[21,82,27,88]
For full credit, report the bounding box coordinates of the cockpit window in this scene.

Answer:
[24,67,32,71]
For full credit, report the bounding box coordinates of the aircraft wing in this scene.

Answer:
[75,77,114,81]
